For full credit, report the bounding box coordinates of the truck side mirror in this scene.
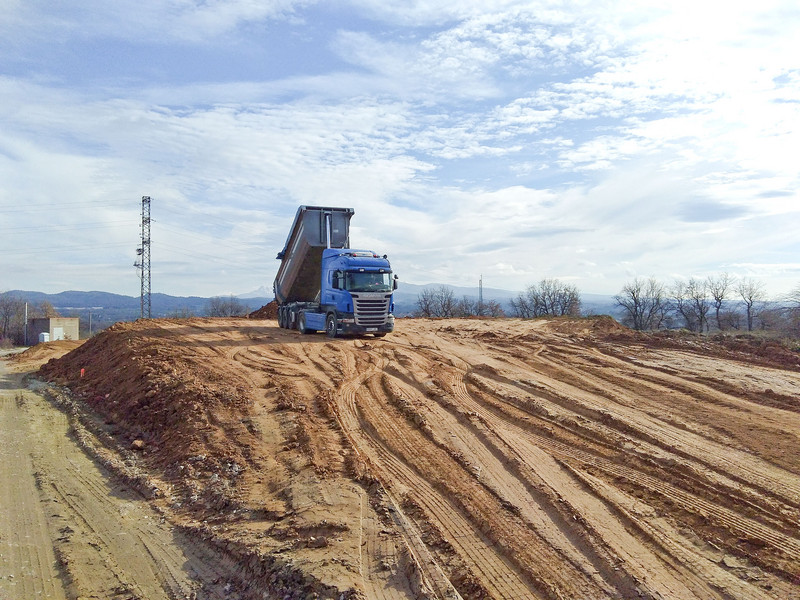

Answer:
[332,271,342,289]
[393,275,399,290]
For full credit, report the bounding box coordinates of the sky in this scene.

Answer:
[1,0,799,299]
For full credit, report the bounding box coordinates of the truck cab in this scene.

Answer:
[320,249,397,337]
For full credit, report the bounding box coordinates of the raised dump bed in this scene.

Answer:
[273,206,354,304]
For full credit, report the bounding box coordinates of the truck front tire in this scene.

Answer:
[326,313,338,338]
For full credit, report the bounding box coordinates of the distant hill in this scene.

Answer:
[6,290,271,332]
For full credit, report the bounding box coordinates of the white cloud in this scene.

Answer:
[1,1,799,297]
[0,0,316,45]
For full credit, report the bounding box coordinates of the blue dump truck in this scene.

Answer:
[274,206,398,338]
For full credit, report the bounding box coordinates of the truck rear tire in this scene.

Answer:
[326,313,338,338]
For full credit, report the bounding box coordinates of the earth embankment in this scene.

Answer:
[32,316,800,599]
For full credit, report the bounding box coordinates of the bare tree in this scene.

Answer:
[513,279,581,318]
[687,278,711,333]
[707,273,731,331]
[434,286,456,317]
[0,293,25,344]
[417,287,504,318]
[484,299,505,317]
[720,309,744,331]
[415,286,457,318]
[455,296,476,317]
[415,288,436,317]
[25,301,60,319]
[671,280,698,331]
[206,296,248,317]
[787,282,800,336]
[614,277,667,331]
[737,278,766,332]
[670,278,711,332]
[509,292,534,318]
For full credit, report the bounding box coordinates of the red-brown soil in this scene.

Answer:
[248,300,278,320]
[35,316,800,599]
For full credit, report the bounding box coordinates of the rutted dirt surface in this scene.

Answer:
[0,344,240,600]
[11,316,800,599]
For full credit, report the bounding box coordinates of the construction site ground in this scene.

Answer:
[2,316,800,599]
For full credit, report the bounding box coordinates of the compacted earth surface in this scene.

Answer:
[2,315,799,599]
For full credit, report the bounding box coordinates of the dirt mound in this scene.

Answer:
[604,329,800,371]
[38,319,256,514]
[34,316,800,599]
[9,339,83,370]
[248,300,278,320]
[542,314,631,337]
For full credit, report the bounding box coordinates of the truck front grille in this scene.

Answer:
[353,294,391,326]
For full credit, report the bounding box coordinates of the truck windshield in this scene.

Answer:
[345,271,392,292]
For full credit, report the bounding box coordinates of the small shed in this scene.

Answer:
[28,317,80,344]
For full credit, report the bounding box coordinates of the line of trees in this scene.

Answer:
[615,275,800,334]
[415,286,504,318]
[205,295,249,317]
[509,278,581,318]
[413,275,800,339]
[415,279,579,319]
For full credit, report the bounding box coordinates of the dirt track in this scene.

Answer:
[0,345,246,600]
[15,317,800,599]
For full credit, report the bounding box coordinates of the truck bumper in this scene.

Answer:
[338,314,394,336]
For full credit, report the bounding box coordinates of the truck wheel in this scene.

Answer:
[326,313,338,338]
[298,313,311,334]
[277,308,285,328]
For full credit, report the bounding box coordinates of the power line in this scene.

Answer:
[1,220,133,235]
[0,200,131,214]
[0,242,131,256]
[155,222,267,252]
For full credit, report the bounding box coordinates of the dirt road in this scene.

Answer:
[30,317,800,599]
[0,348,241,600]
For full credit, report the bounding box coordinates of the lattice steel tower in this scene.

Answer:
[478,274,484,316]
[135,195,152,318]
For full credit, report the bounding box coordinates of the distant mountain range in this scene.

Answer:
[5,290,271,332]
[6,285,620,330]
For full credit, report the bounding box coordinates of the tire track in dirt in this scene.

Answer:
[0,392,67,600]
[462,359,800,531]
[330,352,462,599]
[1,357,236,600]
[459,335,800,521]
[436,362,708,599]
[31,317,800,599]
[440,359,800,593]
[374,366,643,598]
[330,342,616,599]
[385,322,799,598]
[529,344,800,495]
